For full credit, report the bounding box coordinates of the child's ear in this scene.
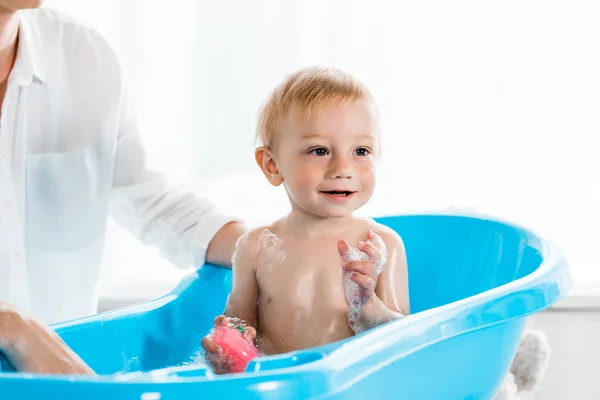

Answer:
[255,146,283,186]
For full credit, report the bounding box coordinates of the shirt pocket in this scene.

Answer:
[25,143,112,251]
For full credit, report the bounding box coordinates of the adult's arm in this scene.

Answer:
[0,302,94,375]
[109,70,247,268]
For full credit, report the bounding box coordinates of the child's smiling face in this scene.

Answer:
[272,98,379,219]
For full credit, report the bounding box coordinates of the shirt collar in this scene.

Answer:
[11,10,46,86]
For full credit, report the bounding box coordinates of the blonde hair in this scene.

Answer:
[256,66,374,151]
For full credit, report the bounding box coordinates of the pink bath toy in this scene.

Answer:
[211,324,258,373]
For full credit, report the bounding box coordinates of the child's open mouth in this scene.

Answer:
[320,190,356,202]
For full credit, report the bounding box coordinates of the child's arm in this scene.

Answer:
[376,227,410,313]
[223,232,259,327]
[339,227,409,332]
[201,231,260,372]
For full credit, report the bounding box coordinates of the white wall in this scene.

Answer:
[529,309,600,400]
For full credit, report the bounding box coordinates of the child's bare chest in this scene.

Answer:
[252,228,372,351]
[255,238,347,306]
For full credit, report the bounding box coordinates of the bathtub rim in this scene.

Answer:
[0,212,571,394]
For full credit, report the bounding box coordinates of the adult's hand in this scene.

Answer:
[206,221,249,267]
[0,302,94,375]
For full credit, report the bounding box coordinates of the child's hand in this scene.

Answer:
[201,315,257,374]
[338,230,387,307]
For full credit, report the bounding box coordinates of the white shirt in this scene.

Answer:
[0,8,237,324]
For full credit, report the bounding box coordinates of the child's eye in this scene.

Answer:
[310,147,329,156]
[354,148,370,156]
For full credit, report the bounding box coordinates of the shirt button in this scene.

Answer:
[5,201,12,212]
[14,252,22,264]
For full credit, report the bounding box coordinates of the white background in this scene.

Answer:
[43,0,600,300]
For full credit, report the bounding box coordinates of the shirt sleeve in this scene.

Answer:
[109,80,240,269]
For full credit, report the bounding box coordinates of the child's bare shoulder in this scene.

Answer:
[360,218,406,252]
[234,221,281,261]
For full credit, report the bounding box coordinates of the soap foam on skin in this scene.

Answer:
[343,238,388,334]
[258,229,286,271]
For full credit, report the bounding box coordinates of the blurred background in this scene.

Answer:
[44,1,600,398]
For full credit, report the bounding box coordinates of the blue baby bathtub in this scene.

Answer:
[0,214,570,399]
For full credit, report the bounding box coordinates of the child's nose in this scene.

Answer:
[328,156,353,179]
